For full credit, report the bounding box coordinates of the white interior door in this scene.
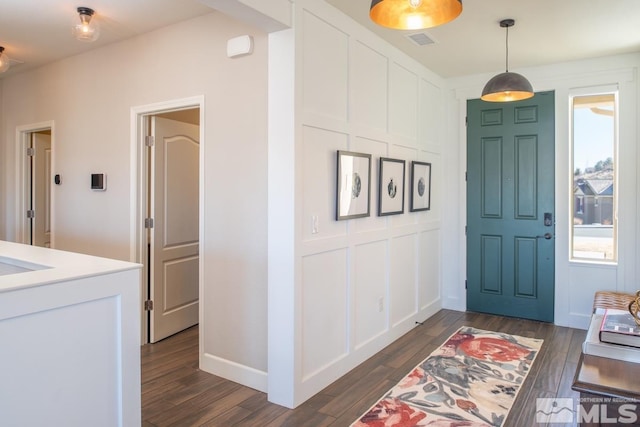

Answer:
[31,132,52,247]
[150,116,200,342]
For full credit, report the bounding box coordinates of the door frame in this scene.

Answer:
[130,96,205,344]
[15,121,55,246]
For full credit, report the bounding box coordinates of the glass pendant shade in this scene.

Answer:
[0,47,10,73]
[481,72,534,102]
[370,0,462,30]
[481,19,533,102]
[72,7,100,42]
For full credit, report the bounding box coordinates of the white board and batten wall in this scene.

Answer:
[268,0,445,408]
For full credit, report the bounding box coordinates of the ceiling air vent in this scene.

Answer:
[405,32,436,47]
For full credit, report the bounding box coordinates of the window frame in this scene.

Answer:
[569,87,619,264]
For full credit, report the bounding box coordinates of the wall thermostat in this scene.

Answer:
[91,173,106,191]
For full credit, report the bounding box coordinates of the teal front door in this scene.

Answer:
[466,91,555,322]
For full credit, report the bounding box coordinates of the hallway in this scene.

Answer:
[142,309,585,426]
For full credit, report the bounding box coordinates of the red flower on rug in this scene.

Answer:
[398,367,426,388]
[445,333,474,346]
[353,397,428,427]
[456,399,477,412]
[458,337,531,362]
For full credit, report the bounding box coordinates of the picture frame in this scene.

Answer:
[410,161,431,212]
[336,150,372,220]
[378,157,405,216]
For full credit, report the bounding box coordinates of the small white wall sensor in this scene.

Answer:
[227,35,253,58]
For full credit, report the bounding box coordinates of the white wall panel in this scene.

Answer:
[272,0,447,407]
[568,264,617,321]
[302,249,348,378]
[302,10,348,121]
[420,79,442,146]
[354,240,388,348]
[267,27,295,405]
[302,126,348,240]
[389,63,418,141]
[419,229,441,310]
[389,234,417,326]
[351,41,388,132]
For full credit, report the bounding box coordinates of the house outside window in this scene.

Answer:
[571,92,617,262]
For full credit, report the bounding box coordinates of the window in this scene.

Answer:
[570,92,617,262]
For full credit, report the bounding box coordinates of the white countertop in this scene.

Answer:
[0,240,141,293]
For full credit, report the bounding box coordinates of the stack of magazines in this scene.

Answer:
[583,308,640,363]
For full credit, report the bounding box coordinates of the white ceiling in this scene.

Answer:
[1,0,639,79]
[0,0,213,78]
[327,0,640,77]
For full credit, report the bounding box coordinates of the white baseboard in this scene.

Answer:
[200,352,268,393]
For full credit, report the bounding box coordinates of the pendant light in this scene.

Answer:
[72,7,100,42]
[0,47,11,73]
[481,19,533,102]
[370,0,462,30]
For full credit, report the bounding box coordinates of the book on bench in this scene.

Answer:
[599,308,640,348]
[583,310,640,363]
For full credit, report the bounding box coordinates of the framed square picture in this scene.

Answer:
[378,157,405,216]
[336,150,372,220]
[410,161,431,212]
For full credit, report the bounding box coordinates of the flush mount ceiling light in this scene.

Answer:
[72,7,100,42]
[0,47,11,73]
[370,0,462,30]
[481,19,533,102]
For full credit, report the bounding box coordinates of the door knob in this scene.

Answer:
[536,233,553,240]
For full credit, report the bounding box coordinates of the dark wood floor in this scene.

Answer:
[141,309,586,426]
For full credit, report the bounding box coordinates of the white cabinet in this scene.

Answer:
[0,241,142,427]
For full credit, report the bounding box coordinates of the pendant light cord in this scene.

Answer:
[505,24,509,72]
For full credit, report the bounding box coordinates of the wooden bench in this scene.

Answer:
[593,290,635,312]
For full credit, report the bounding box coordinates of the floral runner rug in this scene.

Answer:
[351,326,543,427]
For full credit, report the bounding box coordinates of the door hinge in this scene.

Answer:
[26,209,35,219]
[465,116,468,126]
[465,171,467,181]
[465,279,468,290]
[144,300,154,311]
[145,135,155,147]
[26,147,35,157]
[145,218,154,228]
[465,225,467,235]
